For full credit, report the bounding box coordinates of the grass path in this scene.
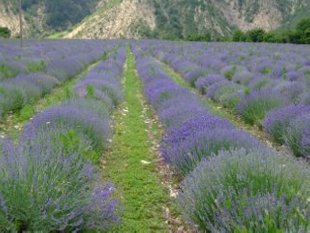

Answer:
[159,60,290,155]
[103,49,174,232]
[0,52,111,139]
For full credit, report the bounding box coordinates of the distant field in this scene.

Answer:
[0,40,309,232]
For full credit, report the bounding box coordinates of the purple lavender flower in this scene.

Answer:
[272,81,304,104]
[264,105,310,143]
[237,88,285,125]
[195,74,225,94]
[178,148,310,232]
[86,184,120,230]
[163,128,266,175]
[285,114,310,157]
[286,70,304,81]
[21,105,111,153]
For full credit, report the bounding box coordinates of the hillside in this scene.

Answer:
[0,0,309,39]
[0,0,101,37]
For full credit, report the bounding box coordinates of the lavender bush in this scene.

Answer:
[163,128,265,176]
[285,114,310,157]
[178,149,310,232]
[195,74,224,94]
[264,105,310,144]
[237,89,284,125]
[22,105,110,155]
[0,139,119,232]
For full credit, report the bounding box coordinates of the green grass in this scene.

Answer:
[103,48,170,232]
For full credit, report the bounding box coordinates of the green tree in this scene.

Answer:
[187,33,211,42]
[296,18,310,44]
[263,32,286,43]
[0,27,11,38]
[232,30,246,42]
[246,28,266,42]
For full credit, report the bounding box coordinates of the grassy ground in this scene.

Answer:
[0,53,110,139]
[159,60,289,154]
[103,49,171,232]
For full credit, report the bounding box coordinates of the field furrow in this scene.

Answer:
[103,48,176,232]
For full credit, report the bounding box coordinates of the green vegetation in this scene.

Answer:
[0,27,11,38]
[2,0,99,32]
[103,49,171,232]
[232,18,310,44]
[0,64,18,79]
[44,0,99,29]
[186,17,310,44]
[147,0,233,40]
[26,60,47,73]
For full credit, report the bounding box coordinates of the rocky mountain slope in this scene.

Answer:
[0,0,100,37]
[0,0,309,39]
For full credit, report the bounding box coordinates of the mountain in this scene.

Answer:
[0,0,309,39]
[0,0,100,37]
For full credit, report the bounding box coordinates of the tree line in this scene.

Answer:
[232,18,310,44]
[186,18,310,44]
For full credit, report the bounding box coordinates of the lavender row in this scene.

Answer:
[0,40,113,80]
[133,47,310,232]
[144,42,310,158]
[0,40,116,120]
[0,47,126,232]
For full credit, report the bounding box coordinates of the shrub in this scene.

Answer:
[285,114,310,157]
[195,74,224,94]
[0,84,27,114]
[0,64,18,79]
[0,27,10,38]
[75,80,123,107]
[249,78,272,90]
[183,67,207,86]
[219,91,243,109]
[163,128,265,176]
[246,28,266,42]
[296,18,310,44]
[212,84,242,106]
[264,105,310,144]
[221,66,237,80]
[237,89,284,125]
[206,80,231,100]
[64,98,112,118]
[158,95,206,129]
[22,105,111,155]
[273,81,304,104]
[232,70,253,85]
[178,149,310,232]
[162,113,234,162]
[26,60,47,73]
[0,139,119,232]
[232,30,246,42]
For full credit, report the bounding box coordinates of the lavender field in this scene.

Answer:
[0,40,309,232]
